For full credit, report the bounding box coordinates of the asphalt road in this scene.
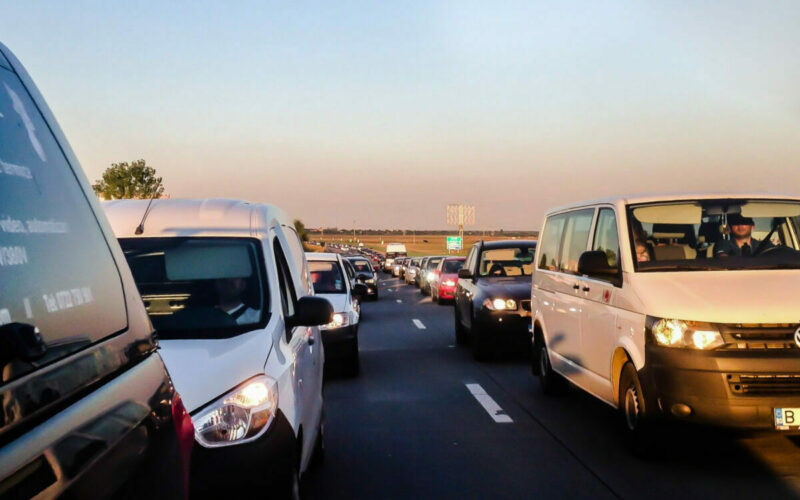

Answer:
[304,274,800,499]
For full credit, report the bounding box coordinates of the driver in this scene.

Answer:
[214,277,260,324]
[715,213,771,257]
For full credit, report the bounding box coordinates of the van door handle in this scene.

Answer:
[308,335,315,346]
[582,286,590,292]
[572,284,580,290]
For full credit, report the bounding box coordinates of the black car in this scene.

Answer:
[0,43,191,499]
[346,256,379,300]
[454,240,537,360]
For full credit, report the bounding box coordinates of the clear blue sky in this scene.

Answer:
[3,1,800,229]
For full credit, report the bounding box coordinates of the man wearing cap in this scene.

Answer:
[715,213,771,257]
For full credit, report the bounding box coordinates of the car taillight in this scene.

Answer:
[171,393,194,499]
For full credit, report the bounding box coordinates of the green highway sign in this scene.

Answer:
[446,236,462,251]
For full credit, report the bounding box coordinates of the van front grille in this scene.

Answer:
[728,374,800,395]
[719,324,799,351]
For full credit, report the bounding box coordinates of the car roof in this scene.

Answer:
[544,192,800,216]
[306,252,340,262]
[479,239,537,249]
[103,198,290,238]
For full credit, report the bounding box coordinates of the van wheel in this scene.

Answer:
[619,362,657,455]
[538,343,567,395]
[454,309,468,345]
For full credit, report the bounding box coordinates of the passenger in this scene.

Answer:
[715,213,771,257]
[635,239,651,262]
[214,277,260,324]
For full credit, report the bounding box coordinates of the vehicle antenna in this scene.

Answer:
[134,191,159,235]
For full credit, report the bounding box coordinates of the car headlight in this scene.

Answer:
[649,317,724,350]
[320,312,350,330]
[366,278,375,284]
[442,279,456,287]
[193,375,278,448]
[484,298,517,311]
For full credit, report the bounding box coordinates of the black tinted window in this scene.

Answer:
[309,261,346,294]
[0,67,127,383]
[442,260,464,273]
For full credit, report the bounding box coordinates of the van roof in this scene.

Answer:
[306,252,340,262]
[544,192,800,216]
[103,198,291,238]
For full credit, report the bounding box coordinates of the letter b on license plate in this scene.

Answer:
[774,408,800,430]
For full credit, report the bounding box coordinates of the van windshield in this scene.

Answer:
[628,199,800,271]
[119,237,267,339]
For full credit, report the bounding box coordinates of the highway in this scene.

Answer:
[304,274,800,499]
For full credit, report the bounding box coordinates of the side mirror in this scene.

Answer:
[578,251,620,280]
[457,268,473,280]
[292,296,333,327]
[352,283,368,297]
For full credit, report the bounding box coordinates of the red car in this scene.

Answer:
[432,257,465,303]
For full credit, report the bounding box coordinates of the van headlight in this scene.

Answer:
[484,298,517,311]
[320,312,350,330]
[193,375,278,448]
[649,317,724,350]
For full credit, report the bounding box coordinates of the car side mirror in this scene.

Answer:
[292,296,333,327]
[352,283,368,297]
[457,268,473,280]
[578,251,620,282]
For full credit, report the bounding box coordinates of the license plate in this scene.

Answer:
[774,408,800,430]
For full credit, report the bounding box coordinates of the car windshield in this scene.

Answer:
[426,257,443,270]
[119,237,267,339]
[442,260,464,273]
[350,259,372,273]
[628,199,800,271]
[478,246,536,277]
[309,260,347,293]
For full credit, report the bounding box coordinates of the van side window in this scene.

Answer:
[559,209,595,275]
[538,213,567,271]
[273,240,297,327]
[592,208,620,268]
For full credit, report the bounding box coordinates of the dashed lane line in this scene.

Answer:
[465,383,513,423]
[412,319,426,329]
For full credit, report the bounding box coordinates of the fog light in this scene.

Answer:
[670,403,692,418]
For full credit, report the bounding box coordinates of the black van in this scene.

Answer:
[0,43,191,499]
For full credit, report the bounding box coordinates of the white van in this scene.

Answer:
[532,194,800,447]
[104,198,332,496]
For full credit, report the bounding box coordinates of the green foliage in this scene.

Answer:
[294,219,309,242]
[92,159,165,199]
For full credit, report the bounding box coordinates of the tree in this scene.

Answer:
[294,219,309,242]
[92,159,165,200]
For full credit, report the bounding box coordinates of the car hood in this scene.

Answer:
[314,293,350,313]
[158,328,272,413]
[478,277,531,299]
[628,270,800,323]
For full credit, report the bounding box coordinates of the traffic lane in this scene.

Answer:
[477,356,800,499]
[305,278,617,499]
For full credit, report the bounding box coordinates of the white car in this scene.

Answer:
[532,193,800,450]
[305,252,365,376]
[104,198,331,496]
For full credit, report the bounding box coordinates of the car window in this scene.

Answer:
[274,240,297,328]
[592,208,620,269]
[283,226,312,295]
[538,213,567,271]
[557,209,594,275]
[350,259,372,272]
[309,261,347,294]
[442,260,464,273]
[0,65,127,383]
[478,247,536,277]
[426,257,442,270]
[120,237,267,339]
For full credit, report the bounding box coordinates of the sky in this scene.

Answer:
[2,1,800,230]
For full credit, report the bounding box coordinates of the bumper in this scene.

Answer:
[476,309,531,340]
[190,410,296,493]
[640,345,800,430]
[321,324,358,359]
[438,286,456,300]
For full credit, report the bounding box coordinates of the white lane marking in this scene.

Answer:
[465,383,513,423]
[396,299,402,303]
[386,289,393,292]
[412,319,426,329]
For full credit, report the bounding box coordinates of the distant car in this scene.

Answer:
[383,251,406,273]
[420,256,445,295]
[347,256,379,300]
[392,257,406,278]
[405,257,423,285]
[307,253,365,376]
[454,240,537,360]
[0,42,191,499]
[431,257,466,304]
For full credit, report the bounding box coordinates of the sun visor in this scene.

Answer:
[633,204,701,224]
[165,241,252,280]
[741,202,800,218]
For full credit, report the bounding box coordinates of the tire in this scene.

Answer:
[538,342,567,395]
[470,317,491,361]
[618,362,657,455]
[432,291,439,303]
[454,309,468,345]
